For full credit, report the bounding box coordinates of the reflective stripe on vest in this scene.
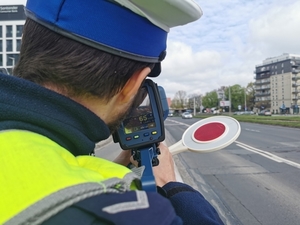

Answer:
[0,130,138,224]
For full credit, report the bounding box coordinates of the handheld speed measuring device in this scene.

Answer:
[113,79,168,192]
[113,79,165,150]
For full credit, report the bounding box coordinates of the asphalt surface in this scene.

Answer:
[165,117,300,225]
[94,117,300,225]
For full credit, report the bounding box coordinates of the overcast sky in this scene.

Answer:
[4,0,300,99]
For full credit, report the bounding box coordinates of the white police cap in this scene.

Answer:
[114,0,203,32]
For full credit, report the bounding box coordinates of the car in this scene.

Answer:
[258,109,272,116]
[213,109,220,115]
[241,111,255,115]
[234,111,254,115]
[168,112,173,117]
[181,112,193,119]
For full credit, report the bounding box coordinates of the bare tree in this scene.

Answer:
[171,90,187,109]
[187,93,202,111]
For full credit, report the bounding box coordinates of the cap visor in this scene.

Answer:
[148,63,161,77]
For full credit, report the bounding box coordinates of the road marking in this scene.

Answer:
[166,119,190,127]
[236,141,300,169]
[244,128,260,133]
[166,119,300,169]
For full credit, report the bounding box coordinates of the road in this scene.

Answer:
[165,117,300,225]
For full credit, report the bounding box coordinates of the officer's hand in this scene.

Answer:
[152,142,177,187]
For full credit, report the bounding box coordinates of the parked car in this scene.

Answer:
[234,111,255,115]
[258,109,272,116]
[213,109,220,115]
[168,112,173,117]
[241,111,255,115]
[181,112,193,119]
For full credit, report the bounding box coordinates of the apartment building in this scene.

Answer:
[0,5,25,75]
[254,53,300,114]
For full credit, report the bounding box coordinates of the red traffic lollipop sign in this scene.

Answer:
[169,116,240,155]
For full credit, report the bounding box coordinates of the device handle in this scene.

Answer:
[132,144,158,192]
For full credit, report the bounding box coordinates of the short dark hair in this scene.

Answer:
[13,19,154,100]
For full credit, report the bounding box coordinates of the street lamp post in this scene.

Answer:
[229,86,231,114]
[244,87,247,111]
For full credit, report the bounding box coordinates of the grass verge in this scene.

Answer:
[192,114,300,128]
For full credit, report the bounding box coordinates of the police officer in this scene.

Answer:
[0,0,224,224]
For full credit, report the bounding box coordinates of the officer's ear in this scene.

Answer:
[117,67,151,103]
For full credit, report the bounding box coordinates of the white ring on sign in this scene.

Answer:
[181,116,241,153]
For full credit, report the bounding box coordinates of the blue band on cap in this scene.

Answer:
[26,0,167,62]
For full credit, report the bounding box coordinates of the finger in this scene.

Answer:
[129,155,139,167]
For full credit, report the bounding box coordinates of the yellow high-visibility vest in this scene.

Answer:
[0,130,137,224]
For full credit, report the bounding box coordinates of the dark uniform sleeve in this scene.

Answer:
[161,182,224,225]
[42,190,182,225]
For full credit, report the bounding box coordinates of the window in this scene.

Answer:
[16,39,21,51]
[0,26,2,38]
[7,56,14,66]
[0,40,2,52]
[6,40,13,52]
[16,25,23,37]
[7,68,13,75]
[7,54,19,66]
[6,26,12,38]
[0,54,2,66]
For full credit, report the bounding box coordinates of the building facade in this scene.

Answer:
[0,5,25,74]
[254,53,300,114]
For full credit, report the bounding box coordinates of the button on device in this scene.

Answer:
[126,137,132,141]
[134,135,140,139]
[151,131,157,135]
[144,132,150,137]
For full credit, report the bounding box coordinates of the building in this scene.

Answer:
[254,53,300,114]
[0,5,25,74]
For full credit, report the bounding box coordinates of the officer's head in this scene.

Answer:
[14,0,202,131]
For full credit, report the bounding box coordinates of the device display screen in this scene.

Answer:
[123,87,156,134]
